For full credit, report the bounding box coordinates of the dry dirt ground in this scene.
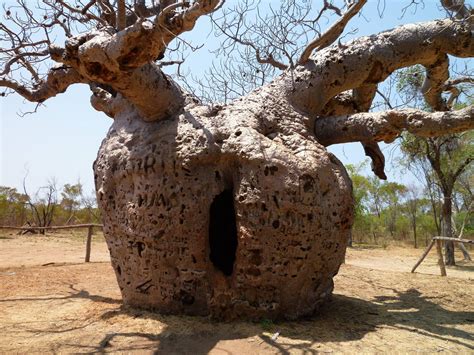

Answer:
[0,231,473,354]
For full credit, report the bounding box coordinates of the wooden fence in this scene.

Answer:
[0,224,103,262]
[411,236,474,276]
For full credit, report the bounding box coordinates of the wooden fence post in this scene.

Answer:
[435,239,447,277]
[411,239,436,273]
[85,226,93,262]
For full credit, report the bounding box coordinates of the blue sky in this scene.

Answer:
[0,0,461,194]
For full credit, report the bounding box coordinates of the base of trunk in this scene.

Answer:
[445,241,456,266]
[94,96,354,320]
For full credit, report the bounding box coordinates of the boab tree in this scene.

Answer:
[1,0,473,320]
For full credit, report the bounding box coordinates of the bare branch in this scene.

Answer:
[422,54,449,111]
[444,76,474,87]
[314,105,474,146]
[289,18,474,115]
[0,66,85,102]
[117,0,127,30]
[211,17,288,70]
[362,141,387,180]
[453,156,473,181]
[443,75,474,107]
[440,0,471,19]
[0,50,49,76]
[82,0,97,14]
[97,0,117,26]
[52,0,107,25]
[104,0,222,69]
[298,0,367,64]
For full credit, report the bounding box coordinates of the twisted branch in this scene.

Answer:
[315,106,474,146]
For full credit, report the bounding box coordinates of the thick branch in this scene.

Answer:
[422,54,449,111]
[362,141,387,180]
[315,106,474,146]
[117,0,126,30]
[102,0,222,69]
[352,84,387,179]
[445,76,474,87]
[353,84,377,112]
[58,28,185,120]
[444,76,474,107]
[0,67,85,102]
[89,84,118,118]
[289,18,474,116]
[298,0,367,64]
[320,84,377,116]
[109,63,185,121]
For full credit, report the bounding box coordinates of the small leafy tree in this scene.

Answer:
[60,182,83,224]
[404,185,422,248]
[0,186,28,226]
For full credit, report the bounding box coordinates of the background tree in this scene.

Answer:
[23,177,58,234]
[0,186,28,226]
[405,185,421,248]
[346,163,370,246]
[396,61,474,265]
[60,182,83,224]
[0,178,102,228]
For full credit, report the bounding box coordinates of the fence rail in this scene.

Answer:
[0,224,103,230]
[0,224,104,262]
[411,236,473,277]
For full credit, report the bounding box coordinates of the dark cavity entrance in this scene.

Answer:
[209,189,238,276]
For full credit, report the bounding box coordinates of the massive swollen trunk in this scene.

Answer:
[12,12,470,320]
[90,16,473,319]
[94,79,354,320]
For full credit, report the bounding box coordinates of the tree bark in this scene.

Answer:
[442,194,455,266]
[2,2,473,320]
[314,106,474,146]
[412,220,417,249]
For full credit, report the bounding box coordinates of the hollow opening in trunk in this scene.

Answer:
[209,189,238,276]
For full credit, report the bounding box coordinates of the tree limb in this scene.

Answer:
[314,105,474,146]
[422,54,449,111]
[211,16,288,70]
[351,83,388,179]
[453,156,473,181]
[362,141,387,180]
[0,66,86,102]
[117,0,127,30]
[52,0,107,25]
[443,76,474,108]
[103,0,223,69]
[444,76,474,88]
[89,84,117,118]
[440,0,471,19]
[289,18,474,116]
[298,0,367,64]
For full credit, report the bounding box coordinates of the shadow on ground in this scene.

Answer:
[449,262,474,272]
[0,284,121,305]
[35,287,473,353]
